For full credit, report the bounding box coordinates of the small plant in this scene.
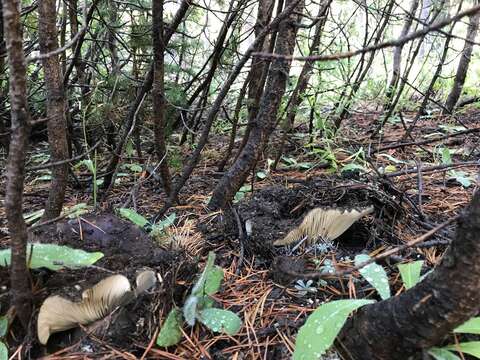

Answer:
[75,155,98,207]
[294,280,318,296]
[156,252,242,347]
[233,184,252,203]
[117,208,176,233]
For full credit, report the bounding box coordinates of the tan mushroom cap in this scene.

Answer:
[37,274,131,345]
[273,206,374,246]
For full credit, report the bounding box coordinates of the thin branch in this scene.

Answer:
[253,4,480,62]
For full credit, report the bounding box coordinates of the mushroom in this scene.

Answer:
[273,206,374,246]
[38,271,157,345]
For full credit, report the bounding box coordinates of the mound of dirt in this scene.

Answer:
[199,177,402,265]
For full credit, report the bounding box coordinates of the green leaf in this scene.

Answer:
[293,299,375,360]
[204,266,223,295]
[154,213,176,232]
[355,254,391,300]
[238,184,252,193]
[398,261,423,290]
[117,208,150,228]
[341,163,366,173]
[192,252,216,296]
[455,317,480,334]
[0,244,104,271]
[441,147,452,165]
[0,342,7,360]
[156,308,183,347]
[0,317,7,337]
[428,348,461,360]
[256,171,267,179]
[183,295,199,326]
[198,308,241,335]
[446,342,480,358]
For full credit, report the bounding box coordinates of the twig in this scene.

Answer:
[26,140,101,171]
[373,127,480,153]
[386,161,479,178]
[253,4,480,62]
[231,206,245,275]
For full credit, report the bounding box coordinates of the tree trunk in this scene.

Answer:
[208,0,304,210]
[233,0,276,160]
[0,0,9,153]
[384,0,420,107]
[404,4,461,139]
[272,0,331,170]
[39,0,70,220]
[2,0,32,327]
[442,5,480,114]
[152,0,172,195]
[153,0,304,220]
[102,0,191,193]
[338,191,480,359]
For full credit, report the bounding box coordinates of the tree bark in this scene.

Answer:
[384,0,420,107]
[404,4,461,139]
[338,191,480,359]
[2,0,32,327]
[233,0,276,160]
[39,0,70,220]
[152,0,172,195]
[208,0,305,210]
[153,0,303,220]
[272,0,331,170]
[442,5,480,114]
[0,0,9,152]
[102,0,191,193]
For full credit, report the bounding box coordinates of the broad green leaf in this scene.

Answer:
[256,171,267,179]
[199,308,241,335]
[398,261,423,290]
[0,244,103,270]
[0,342,6,360]
[341,163,366,173]
[429,348,461,360]
[455,317,480,334]
[204,266,223,296]
[156,308,183,347]
[183,296,199,326]
[446,342,480,358]
[0,316,6,337]
[233,191,245,202]
[118,208,149,228]
[355,254,391,300]
[154,213,176,231]
[239,184,252,193]
[441,148,452,165]
[293,299,375,360]
[192,252,216,296]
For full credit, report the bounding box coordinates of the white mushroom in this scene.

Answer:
[38,274,131,345]
[273,206,374,246]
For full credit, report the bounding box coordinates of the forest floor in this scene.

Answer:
[0,107,479,359]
